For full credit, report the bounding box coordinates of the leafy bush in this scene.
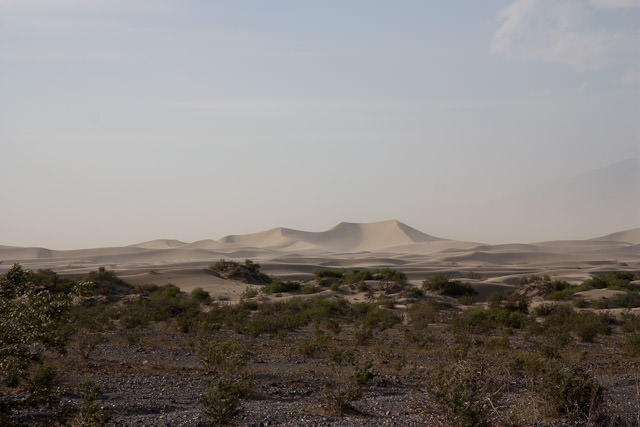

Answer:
[541,365,604,421]
[75,381,110,426]
[619,334,640,356]
[351,302,402,331]
[0,265,91,423]
[198,337,251,376]
[191,287,212,304]
[408,299,446,329]
[263,280,300,294]
[83,266,133,297]
[423,275,476,297]
[530,304,611,343]
[428,360,502,427]
[301,284,320,294]
[313,269,344,279]
[200,378,249,426]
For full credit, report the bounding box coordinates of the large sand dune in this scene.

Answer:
[1,220,638,298]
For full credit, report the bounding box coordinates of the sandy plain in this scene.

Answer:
[2,219,639,304]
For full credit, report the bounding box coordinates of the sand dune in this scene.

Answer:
[1,221,638,296]
[591,227,640,245]
[129,239,187,249]
[0,245,53,260]
[219,219,442,252]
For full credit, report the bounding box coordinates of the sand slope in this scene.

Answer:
[591,227,640,245]
[219,219,442,252]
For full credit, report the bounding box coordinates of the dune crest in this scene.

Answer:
[590,227,640,245]
[130,239,187,249]
[218,219,443,252]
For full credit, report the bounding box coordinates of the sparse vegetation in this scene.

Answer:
[2,263,640,425]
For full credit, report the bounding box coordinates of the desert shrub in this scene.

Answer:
[405,286,423,298]
[423,275,476,297]
[613,292,640,308]
[591,298,609,309]
[351,302,401,331]
[518,275,544,285]
[529,304,611,343]
[552,280,571,291]
[299,330,331,358]
[491,309,527,329]
[263,280,300,294]
[313,269,344,279]
[329,282,341,292]
[240,287,259,299]
[356,281,369,292]
[571,312,612,342]
[428,360,502,427]
[301,284,320,294]
[341,270,373,284]
[74,381,110,426]
[620,312,640,333]
[408,299,446,329]
[541,365,604,421]
[191,287,212,304]
[198,337,251,376]
[246,297,351,337]
[200,378,249,426]
[458,295,475,305]
[32,268,78,294]
[509,352,544,378]
[546,288,576,301]
[211,259,271,284]
[0,265,91,423]
[211,259,239,272]
[83,266,133,297]
[503,293,529,313]
[619,334,640,356]
[572,297,586,308]
[375,268,408,286]
[322,349,371,417]
[135,283,160,295]
[466,271,486,280]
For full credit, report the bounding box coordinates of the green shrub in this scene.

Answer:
[301,284,320,294]
[591,298,609,310]
[423,275,476,297]
[200,378,249,426]
[620,334,640,356]
[191,287,212,304]
[263,280,300,294]
[408,300,446,329]
[198,337,251,376]
[341,270,373,285]
[0,265,91,422]
[428,360,502,427]
[552,280,570,291]
[75,381,110,426]
[313,269,344,279]
[541,366,604,421]
[83,267,133,296]
[352,302,401,331]
[572,297,586,308]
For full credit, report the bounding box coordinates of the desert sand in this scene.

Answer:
[1,219,638,300]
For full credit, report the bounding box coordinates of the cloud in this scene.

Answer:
[492,0,640,72]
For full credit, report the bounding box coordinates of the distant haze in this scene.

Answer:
[1,1,638,249]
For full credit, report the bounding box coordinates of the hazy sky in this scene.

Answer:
[1,0,639,248]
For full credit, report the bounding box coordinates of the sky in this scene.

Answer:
[1,0,639,249]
